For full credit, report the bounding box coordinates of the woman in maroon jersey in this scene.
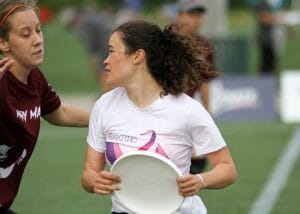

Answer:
[0,1,89,213]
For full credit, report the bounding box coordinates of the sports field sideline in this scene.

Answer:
[10,95,300,213]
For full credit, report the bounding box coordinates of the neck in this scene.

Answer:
[126,71,163,108]
[10,62,32,84]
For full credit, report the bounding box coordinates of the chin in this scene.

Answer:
[105,80,118,89]
[35,59,43,66]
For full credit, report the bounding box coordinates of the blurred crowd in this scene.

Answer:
[38,0,300,86]
[57,0,145,91]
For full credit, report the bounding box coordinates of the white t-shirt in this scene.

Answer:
[87,87,226,214]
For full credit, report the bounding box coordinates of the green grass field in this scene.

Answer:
[8,8,300,214]
[11,122,299,213]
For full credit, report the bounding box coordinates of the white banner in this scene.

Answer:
[280,71,300,123]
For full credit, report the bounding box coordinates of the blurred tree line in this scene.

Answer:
[38,0,292,11]
[38,0,174,11]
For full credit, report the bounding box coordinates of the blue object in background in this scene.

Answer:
[124,0,144,11]
[247,0,288,10]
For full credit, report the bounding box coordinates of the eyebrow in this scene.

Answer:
[18,22,41,31]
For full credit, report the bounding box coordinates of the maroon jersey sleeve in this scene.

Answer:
[31,68,61,115]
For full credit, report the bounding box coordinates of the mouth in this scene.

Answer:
[33,49,42,56]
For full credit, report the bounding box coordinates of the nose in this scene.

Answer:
[33,31,43,45]
[103,54,110,66]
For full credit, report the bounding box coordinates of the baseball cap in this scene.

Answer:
[178,0,206,13]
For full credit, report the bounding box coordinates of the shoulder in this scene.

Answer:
[99,87,125,102]
[92,87,125,111]
[30,67,44,77]
[167,93,205,112]
[176,93,212,119]
[166,93,215,129]
[28,67,49,85]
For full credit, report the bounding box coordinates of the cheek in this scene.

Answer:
[111,62,131,82]
[9,39,27,52]
[112,57,128,71]
[9,43,27,58]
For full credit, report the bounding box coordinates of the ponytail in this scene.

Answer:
[114,20,218,95]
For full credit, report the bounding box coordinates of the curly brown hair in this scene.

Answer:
[113,20,218,96]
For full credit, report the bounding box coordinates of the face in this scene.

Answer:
[1,9,43,69]
[103,32,135,88]
[176,11,204,34]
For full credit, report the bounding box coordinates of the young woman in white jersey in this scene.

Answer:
[82,20,237,214]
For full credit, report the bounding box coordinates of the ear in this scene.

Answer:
[132,49,145,64]
[0,37,9,52]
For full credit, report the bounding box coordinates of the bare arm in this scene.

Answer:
[200,147,237,189]
[82,145,120,194]
[200,82,210,113]
[177,147,237,196]
[43,104,89,127]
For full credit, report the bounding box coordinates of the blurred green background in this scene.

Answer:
[8,0,300,213]
[39,3,300,94]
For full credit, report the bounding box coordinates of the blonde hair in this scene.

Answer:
[0,0,38,52]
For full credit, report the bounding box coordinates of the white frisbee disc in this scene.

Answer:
[110,150,184,214]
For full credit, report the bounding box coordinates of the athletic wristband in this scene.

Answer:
[196,174,205,187]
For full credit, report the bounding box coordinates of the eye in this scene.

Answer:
[21,33,30,38]
[20,29,30,38]
[36,26,42,33]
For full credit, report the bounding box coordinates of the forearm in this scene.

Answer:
[199,162,237,189]
[60,105,89,127]
[82,149,107,193]
[43,104,90,127]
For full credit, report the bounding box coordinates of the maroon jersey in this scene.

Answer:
[0,68,61,210]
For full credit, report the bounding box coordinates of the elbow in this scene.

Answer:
[47,120,63,126]
[81,174,94,193]
[43,115,65,126]
[228,164,238,185]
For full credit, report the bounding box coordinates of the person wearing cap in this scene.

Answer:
[175,0,216,174]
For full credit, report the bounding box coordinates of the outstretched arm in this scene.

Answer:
[43,104,90,127]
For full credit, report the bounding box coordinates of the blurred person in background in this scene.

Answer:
[60,2,114,93]
[115,0,144,25]
[81,20,236,214]
[175,0,216,174]
[251,0,288,75]
[0,1,89,212]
